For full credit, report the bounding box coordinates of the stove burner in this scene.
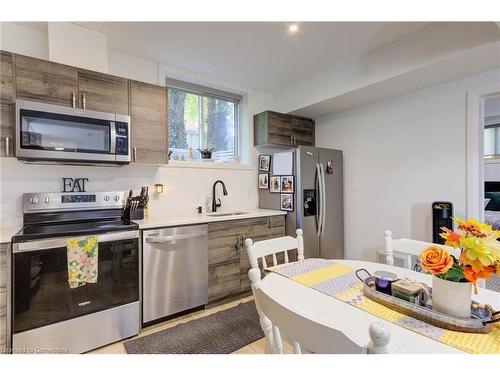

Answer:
[13,191,138,242]
[13,219,138,242]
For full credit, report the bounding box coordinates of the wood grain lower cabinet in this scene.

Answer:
[208,220,246,302]
[78,69,129,114]
[0,51,14,157]
[208,261,240,303]
[207,215,286,303]
[239,217,277,292]
[0,242,9,353]
[129,81,168,164]
[15,54,79,107]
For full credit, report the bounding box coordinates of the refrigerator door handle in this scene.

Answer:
[316,163,323,236]
[319,162,327,237]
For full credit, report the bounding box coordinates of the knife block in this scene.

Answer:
[123,207,144,223]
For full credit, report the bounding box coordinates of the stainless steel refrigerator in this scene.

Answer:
[259,146,344,259]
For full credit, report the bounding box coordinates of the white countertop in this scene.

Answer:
[0,223,21,243]
[0,209,286,242]
[135,208,286,230]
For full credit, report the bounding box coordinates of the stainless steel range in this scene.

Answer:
[9,191,140,354]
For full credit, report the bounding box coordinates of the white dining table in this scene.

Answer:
[260,259,500,354]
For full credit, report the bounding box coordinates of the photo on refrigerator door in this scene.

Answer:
[258,173,269,189]
[280,193,293,211]
[258,155,271,172]
[281,176,294,193]
[270,176,281,193]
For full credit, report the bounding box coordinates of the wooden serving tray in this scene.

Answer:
[362,276,494,334]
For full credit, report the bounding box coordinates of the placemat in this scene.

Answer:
[271,259,500,354]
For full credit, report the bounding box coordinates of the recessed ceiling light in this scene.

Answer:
[288,23,299,34]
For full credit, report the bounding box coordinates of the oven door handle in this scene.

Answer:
[13,230,139,253]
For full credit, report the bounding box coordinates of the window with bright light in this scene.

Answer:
[167,80,240,162]
[484,124,500,158]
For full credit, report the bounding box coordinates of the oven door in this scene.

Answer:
[12,230,139,335]
[15,100,129,163]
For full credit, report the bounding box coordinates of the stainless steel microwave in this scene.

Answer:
[15,100,131,164]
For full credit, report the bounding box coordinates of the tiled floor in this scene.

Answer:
[89,295,280,354]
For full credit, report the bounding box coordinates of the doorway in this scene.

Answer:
[483,95,500,223]
[467,88,500,292]
[466,86,500,221]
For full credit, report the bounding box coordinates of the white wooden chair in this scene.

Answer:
[382,230,460,270]
[245,228,305,272]
[249,269,391,354]
[244,229,304,353]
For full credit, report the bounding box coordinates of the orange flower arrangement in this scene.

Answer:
[420,246,454,275]
[419,218,500,293]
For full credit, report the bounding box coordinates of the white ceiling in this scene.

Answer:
[60,22,428,93]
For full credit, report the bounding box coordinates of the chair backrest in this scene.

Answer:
[254,286,390,354]
[384,230,460,269]
[245,229,304,270]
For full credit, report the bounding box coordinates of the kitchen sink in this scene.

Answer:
[205,211,251,217]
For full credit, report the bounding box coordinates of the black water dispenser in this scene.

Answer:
[432,202,453,245]
[303,189,317,217]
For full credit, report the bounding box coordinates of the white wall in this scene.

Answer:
[0,160,258,227]
[0,22,275,228]
[48,22,109,73]
[0,22,48,59]
[108,50,159,85]
[315,69,500,262]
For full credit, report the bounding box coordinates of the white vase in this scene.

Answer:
[432,275,472,318]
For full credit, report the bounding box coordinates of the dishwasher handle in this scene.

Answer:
[145,232,207,243]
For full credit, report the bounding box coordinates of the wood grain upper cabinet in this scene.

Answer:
[0,51,15,157]
[254,111,293,146]
[291,117,315,146]
[77,69,129,114]
[129,81,168,164]
[254,110,315,146]
[15,54,78,107]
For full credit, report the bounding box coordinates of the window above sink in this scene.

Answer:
[166,78,242,163]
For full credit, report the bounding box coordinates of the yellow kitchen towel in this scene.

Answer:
[66,235,98,289]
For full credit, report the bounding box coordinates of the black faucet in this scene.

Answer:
[212,180,228,212]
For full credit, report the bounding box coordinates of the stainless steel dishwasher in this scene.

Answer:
[142,224,208,324]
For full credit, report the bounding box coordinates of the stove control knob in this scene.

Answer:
[44,197,51,204]
[30,196,38,204]
[104,195,110,201]
[114,195,120,201]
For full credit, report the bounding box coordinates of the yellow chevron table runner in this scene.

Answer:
[271,259,500,354]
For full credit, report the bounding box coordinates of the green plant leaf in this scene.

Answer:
[441,266,465,282]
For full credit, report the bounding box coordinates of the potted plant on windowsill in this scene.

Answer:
[419,218,500,318]
[198,147,216,160]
